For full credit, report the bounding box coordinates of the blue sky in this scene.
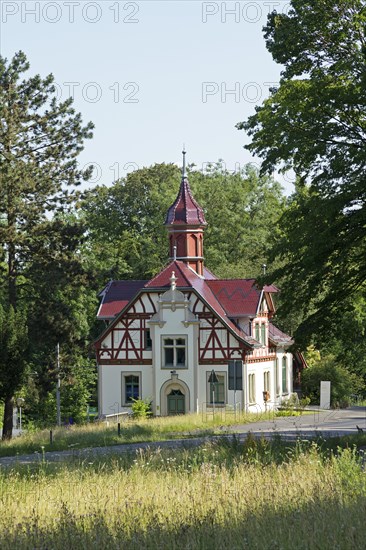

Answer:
[1,1,294,191]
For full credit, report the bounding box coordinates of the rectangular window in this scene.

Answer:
[162,336,187,368]
[144,329,152,350]
[264,371,270,392]
[261,324,266,346]
[255,323,260,342]
[207,372,226,405]
[282,356,288,393]
[249,373,256,403]
[275,359,280,396]
[122,372,141,406]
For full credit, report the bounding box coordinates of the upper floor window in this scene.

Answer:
[162,336,187,368]
[255,323,260,342]
[144,328,152,350]
[261,324,266,345]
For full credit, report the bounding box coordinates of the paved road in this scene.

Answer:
[230,406,366,439]
[0,407,365,468]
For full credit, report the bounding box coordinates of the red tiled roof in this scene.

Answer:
[144,261,259,348]
[263,284,279,293]
[145,261,193,288]
[268,323,293,345]
[206,279,260,316]
[97,280,147,319]
[97,261,280,349]
[203,266,217,280]
[165,176,206,226]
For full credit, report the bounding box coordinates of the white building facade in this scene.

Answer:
[95,156,301,417]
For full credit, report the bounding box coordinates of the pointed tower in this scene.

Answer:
[165,150,207,276]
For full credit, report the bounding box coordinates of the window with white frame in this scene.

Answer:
[207,372,226,405]
[122,372,141,406]
[162,336,187,368]
[249,373,256,403]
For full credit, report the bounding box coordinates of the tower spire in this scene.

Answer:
[182,145,187,178]
[165,150,207,276]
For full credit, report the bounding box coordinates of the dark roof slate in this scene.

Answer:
[97,280,148,319]
[165,177,206,226]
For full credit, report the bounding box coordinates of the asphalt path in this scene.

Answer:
[0,407,365,468]
[229,405,366,439]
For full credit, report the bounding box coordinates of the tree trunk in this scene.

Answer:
[2,396,14,440]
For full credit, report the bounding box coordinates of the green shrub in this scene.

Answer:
[131,398,152,419]
[301,354,365,407]
[280,393,299,410]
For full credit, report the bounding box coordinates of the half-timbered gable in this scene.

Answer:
[95,151,305,417]
[96,290,159,365]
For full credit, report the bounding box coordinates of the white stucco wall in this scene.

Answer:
[97,290,294,417]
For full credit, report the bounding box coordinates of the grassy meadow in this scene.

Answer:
[0,436,365,549]
[0,410,294,458]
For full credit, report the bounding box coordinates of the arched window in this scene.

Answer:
[282,356,287,393]
[249,373,256,403]
[261,324,266,345]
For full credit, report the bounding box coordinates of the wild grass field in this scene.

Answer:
[0,436,365,549]
[0,410,295,457]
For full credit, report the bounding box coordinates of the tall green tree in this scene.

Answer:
[0,51,94,438]
[190,162,285,278]
[81,162,285,286]
[0,305,28,438]
[81,163,180,287]
[237,0,366,346]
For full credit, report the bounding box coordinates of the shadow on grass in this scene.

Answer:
[1,496,365,550]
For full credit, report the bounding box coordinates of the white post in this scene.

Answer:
[320,381,331,409]
[243,360,248,413]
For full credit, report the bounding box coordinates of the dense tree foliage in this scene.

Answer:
[0,305,28,435]
[301,353,365,407]
[237,1,366,355]
[0,52,94,437]
[81,162,286,285]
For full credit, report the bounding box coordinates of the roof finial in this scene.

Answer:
[170,271,177,291]
[182,145,187,178]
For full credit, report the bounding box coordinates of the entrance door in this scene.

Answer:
[167,389,185,415]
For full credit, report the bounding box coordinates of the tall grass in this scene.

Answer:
[0,410,282,458]
[0,438,365,549]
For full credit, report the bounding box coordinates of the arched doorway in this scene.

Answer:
[160,378,190,416]
[167,389,185,415]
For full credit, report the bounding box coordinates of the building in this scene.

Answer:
[95,153,303,416]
